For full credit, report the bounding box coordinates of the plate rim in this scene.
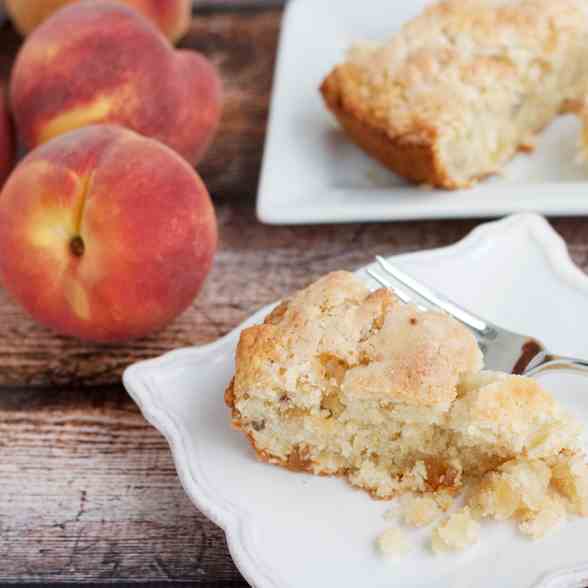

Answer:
[124,213,588,588]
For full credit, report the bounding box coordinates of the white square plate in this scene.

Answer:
[124,214,588,588]
[257,0,588,225]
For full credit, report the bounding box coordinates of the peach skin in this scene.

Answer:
[5,0,191,42]
[10,2,222,166]
[0,125,217,342]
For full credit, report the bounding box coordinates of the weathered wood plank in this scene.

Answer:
[0,383,241,583]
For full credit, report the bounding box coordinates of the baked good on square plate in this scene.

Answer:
[321,0,588,189]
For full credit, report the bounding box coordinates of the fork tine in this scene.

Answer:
[375,256,489,333]
[367,269,412,303]
[367,268,429,311]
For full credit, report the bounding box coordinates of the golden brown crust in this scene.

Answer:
[321,71,457,189]
[224,377,236,410]
[264,300,290,325]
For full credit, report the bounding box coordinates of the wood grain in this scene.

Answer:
[2,3,588,585]
[0,385,235,582]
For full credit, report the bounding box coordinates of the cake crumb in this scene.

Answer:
[402,495,441,527]
[376,527,411,557]
[431,508,479,553]
[551,453,588,516]
[433,491,454,512]
[468,459,551,521]
[518,497,566,539]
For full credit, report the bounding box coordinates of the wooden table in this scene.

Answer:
[2,2,588,585]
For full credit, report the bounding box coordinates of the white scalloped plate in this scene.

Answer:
[124,214,588,588]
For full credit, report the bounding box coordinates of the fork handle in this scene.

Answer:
[525,354,588,377]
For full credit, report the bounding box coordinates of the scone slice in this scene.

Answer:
[322,0,588,188]
[227,271,483,498]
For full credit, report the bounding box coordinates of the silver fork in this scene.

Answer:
[368,256,588,377]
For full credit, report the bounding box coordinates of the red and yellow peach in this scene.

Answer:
[0,124,217,341]
[10,2,222,166]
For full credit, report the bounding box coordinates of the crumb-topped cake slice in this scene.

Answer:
[225,272,585,504]
[321,0,588,189]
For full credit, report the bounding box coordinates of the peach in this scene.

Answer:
[5,0,191,42]
[10,2,222,166]
[0,88,14,187]
[0,125,217,342]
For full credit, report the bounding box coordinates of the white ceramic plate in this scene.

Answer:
[257,0,588,225]
[124,214,588,588]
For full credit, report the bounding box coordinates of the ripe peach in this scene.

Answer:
[0,125,217,342]
[0,89,14,187]
[11,2,222,166]
[5,0,191,42]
